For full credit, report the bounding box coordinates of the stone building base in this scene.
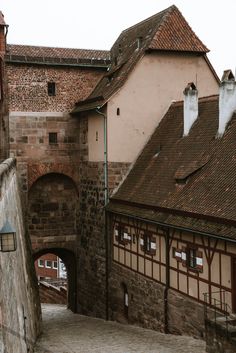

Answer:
[109,262,205,338]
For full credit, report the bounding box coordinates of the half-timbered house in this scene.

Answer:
[107,70,236,337]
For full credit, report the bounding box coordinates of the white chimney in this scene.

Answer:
[183,82,198,136]
[218,70,236,136]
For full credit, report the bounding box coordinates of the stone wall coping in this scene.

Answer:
[9,111,68,117]
[0,158,16,199]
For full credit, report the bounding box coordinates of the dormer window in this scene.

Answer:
[48,82,56,96]
[137,37,143,49]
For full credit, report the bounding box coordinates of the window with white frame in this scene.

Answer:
[114,224,131,244]
[45,260,52,268]
[53,261,58,269]
[38,259,44,267]
[173,245,203,272]
[140,232,156,255]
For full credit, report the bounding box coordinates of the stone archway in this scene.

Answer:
[33,248,77,312]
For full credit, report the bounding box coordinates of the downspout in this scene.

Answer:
[164,227,170,334]
[95,108,108,205]
[95,108,109,320]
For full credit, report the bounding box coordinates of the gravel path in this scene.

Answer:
[34,304,206,353]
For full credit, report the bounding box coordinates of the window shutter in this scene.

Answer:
[123,228,131,244]
[114,226,119,241]
[173,247,182,261]
[181,247,187,267]
[140,234,144,252]
[195,250,203,272]
[150,236,156,256]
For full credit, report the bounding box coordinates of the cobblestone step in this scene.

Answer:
[34,304,206,353]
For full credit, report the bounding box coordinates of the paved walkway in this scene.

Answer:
[34,304,206,353]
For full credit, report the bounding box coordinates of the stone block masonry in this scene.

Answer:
[0,158,41,353]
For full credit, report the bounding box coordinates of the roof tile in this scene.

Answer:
[72,5,209,113]
[109,95,236,237]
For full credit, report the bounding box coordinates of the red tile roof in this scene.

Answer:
[108,95,236,238]
[5,44,110,68]
[72,5,209,113]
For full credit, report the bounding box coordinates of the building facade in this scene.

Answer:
[0,5,225,336]
[107,75,236,337]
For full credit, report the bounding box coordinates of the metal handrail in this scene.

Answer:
[203,290,232,337]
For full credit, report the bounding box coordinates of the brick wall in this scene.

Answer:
[6,63,103,112]
[0,59,9,161]
[35,253,58,279]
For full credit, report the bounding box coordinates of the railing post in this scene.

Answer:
[214,298,217,330]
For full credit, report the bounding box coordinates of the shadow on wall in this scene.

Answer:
[0,158,41,353]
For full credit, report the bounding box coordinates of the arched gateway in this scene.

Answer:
[28,172,79,312]
[33,248,77,312]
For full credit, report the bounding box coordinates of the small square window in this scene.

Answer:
[45,260,52,268]
[49,132,57,144]
[140,232,156,255]
[48,82,56,96]
[53,261,58,269]
[114,224,131,244]
[38,259,44,268]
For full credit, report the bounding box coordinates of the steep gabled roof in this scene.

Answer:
[5,44,111,68]
[72,5,209,114]
[0,11,6,26]
[108,95,236,238]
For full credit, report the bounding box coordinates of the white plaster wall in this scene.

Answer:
[105,52,219,163]
[88,112,104,162]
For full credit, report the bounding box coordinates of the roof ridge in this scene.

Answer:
[121,5,176,35]
[7,43,110,53]
[172,94,219,107]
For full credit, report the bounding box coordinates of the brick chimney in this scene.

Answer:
[0,12,8,56]
[218,70,236,136]
[183,82,198,136]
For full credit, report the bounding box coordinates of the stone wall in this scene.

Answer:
[0,158,41,353]
[168,288,205,337]
[108,264,205,337]
[75,114,131,317]
[205,319,236,353]
[109,262,165,331]
[28,173,79,238]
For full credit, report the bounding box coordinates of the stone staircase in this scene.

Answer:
[39,281,67,305]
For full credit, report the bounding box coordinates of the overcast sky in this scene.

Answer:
[1,0,236,78]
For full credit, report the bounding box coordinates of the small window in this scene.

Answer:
[38,259,44,268]
[96,131,98,141]
[45,260,52,268]
[188,248,197,269]
[140,232,156,255]
[53,261,58,269]
[181,246,203,272]
[137,37,143,49]
[117,108,120,116]
[49,132,57,144]
[114,224,131,244]
[48,82,56,96]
